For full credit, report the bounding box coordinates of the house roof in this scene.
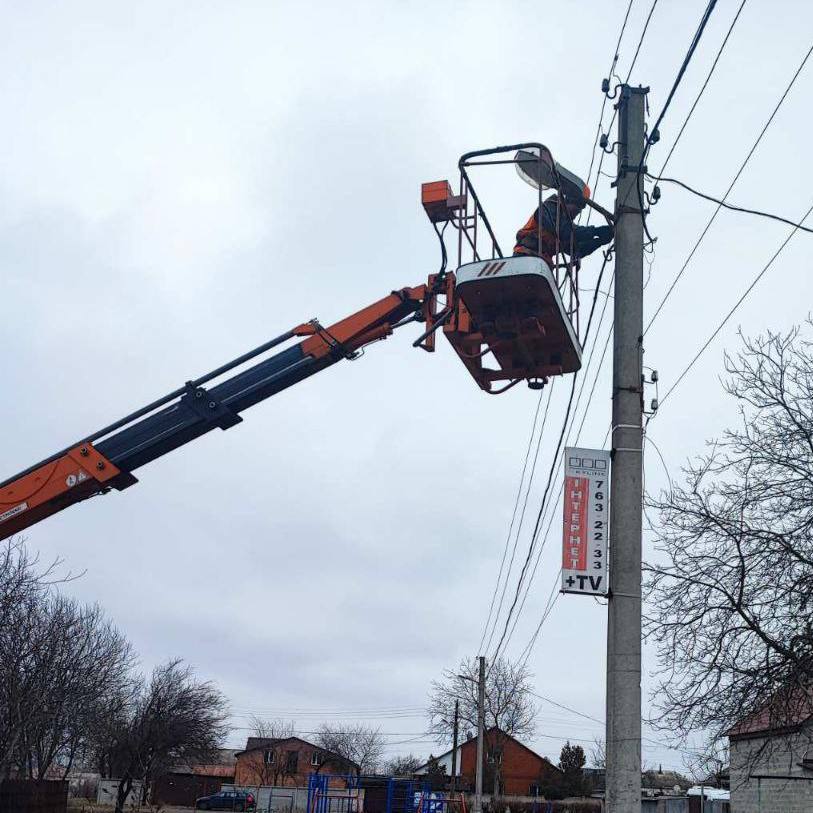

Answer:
[642,769,692,790]
[240,736,282,754]
[236,736,358,769]
[687,787,730,800]
[168,764,235,778]
[417,727,561,774]
[726,689,813,740]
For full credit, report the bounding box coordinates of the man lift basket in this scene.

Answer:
[419,143,614,393]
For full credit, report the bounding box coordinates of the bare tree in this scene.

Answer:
[93,659,230,813]
[683,739,729,788]
[427,656,536,796]
[646,325,813,755]
[249,717,296,741]
[241,717,297,785]
[0,540,104,779]
[588,737,605,771]
[384,753,423,777]
[316,724,384,776]
[16,596,133,779]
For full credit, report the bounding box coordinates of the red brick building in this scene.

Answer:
[153,764,235,807]
[235,736,355,787]
[422,728,562,797]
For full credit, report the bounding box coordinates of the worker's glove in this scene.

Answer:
[594,225,613,244]
[575,225,614,258]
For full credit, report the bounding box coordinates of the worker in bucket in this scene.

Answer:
[513,192,613,263]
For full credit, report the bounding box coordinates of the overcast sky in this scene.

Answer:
[2,0,812,775]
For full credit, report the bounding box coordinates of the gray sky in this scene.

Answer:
[2,0,812,773]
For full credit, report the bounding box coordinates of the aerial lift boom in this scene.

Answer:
[0,143,610,542]
[0,286,429,540]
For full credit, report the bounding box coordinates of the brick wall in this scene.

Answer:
[235,739,347,787]
[458,732,560,796]
[729,726,813,813]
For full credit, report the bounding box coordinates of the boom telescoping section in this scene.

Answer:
[0,287,427,541]
[1,143,603,540]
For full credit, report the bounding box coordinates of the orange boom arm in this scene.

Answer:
[0,285,428,541]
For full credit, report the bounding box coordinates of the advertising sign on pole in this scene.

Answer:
[561,447,610,596]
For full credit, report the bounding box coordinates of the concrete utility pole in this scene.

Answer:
[605,84,647,813]
[475,656,485,813]
[451,698,459,792]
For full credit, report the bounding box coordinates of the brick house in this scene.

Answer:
[152,764,235,807]
[419,728,562,796]
[235,736,355,787]
[728,701,813,812]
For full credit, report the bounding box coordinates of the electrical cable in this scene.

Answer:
[656,0,748,180]
[478,384,555,654]
[624,0,660,84]
[487,375,578,667]
[486,251,613,665]
[584,0,659,227]
[660,201,813,406]
[636,0,719,242]
[512,305,616,665]
[517,572,561,667]
[498,275,616,661]
[584,0,637,188]
[648,173,813,234]
[482,383,556,655]
[643,434,673,493]
[645,42,813,333]
[646,0,718,147]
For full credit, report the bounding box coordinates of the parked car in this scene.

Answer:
[195,789,256,811]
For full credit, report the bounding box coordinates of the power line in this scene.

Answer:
[526,692,711,759]
[483,0,635,650]
[482,384,556,655]
[504,276,616,662]
[517,572,561,667]
[585,0,659,225]
[624,0,660,84]
[478,385,553,653]
[637,0,719,242]
[656,0,748,179]
[660,201,813,405]
[584,0,637,186]
[488,375,578,666]
[645,42,813,333]
[648,173,813,234]
[487,251,613,665]
[646,0,718,147]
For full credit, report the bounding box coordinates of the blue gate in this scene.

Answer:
[386,779,454,813]
[307,775,362,813]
